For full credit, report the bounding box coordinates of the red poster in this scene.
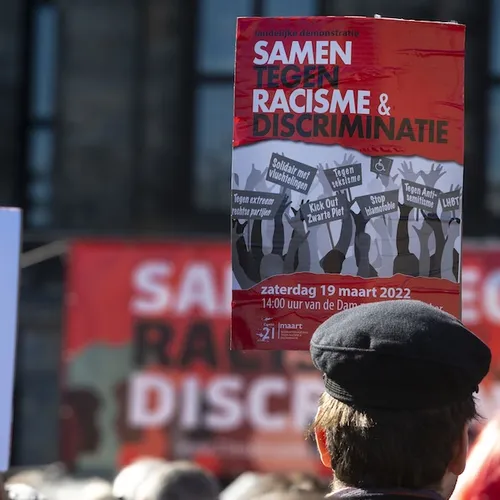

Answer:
[61,241,500,476]
[461,248,500,430]
[231,17,465,350]
[61,241,327,479]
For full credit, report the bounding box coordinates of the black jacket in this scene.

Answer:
[327,488,443,500]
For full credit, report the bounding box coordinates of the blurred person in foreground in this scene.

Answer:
[37,477,113,500]
[113,457,168,500]
[221,472,292,500]
[0,470,46,500]
[309,300,491,500]
[4,482,46,499]
[221,471,328,500]
[135,460,220,500]
[254,492,326,500]
[451,412,500,499]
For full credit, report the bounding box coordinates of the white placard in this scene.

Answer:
[0,208,22,471]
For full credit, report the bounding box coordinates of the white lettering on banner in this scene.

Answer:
[127,373,323,432]
[128,373,176,427]
[177,264,217,315]
[484,271,500,323]
[130,261,173,314]
[462,263,500,326]
[129,260,231,317]
[248,377,288,432]
[206,377,245,431]
[253,88,371,115]
[462,267,481,324]
[180,376,201,430]
[253,40,352,65]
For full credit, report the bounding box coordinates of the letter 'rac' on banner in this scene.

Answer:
[230,16,465,350]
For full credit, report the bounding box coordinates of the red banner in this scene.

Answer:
[234,17,464,162]
[61,241,326,478]
[231,17,465,350]
[61,240,500,477]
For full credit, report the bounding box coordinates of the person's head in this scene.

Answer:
[309,300,491,498]
[136,461,220,500]
[221,473,291,500]
[312,391,475,496]
[252,492,325,500]
[5,469,45,490]
[79,478,114,500]
[5,483,46,500]
[113,457,168,500]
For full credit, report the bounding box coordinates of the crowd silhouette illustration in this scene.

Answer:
[232,152,462,288]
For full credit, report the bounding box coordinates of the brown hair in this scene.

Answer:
[312,392,478,490]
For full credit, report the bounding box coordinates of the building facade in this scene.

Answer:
[2,0,496,468]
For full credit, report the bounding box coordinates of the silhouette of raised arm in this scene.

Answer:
[396,203,413,255]
[392,204,419,276]
[245,164,266,190]
[413,215,433,277]
[423,211,446,278]
[441,218,461,282]
[371,216,395,277]
[356,232,378,278]
[284,205,310,273]
[419,163,445,188]
[336,192,353,256]
[250,219,263,267]
[272,194,291,257]
[231,220,256,289]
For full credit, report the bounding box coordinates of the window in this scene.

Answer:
[263,0,316,16]
[25,1,59,229]
[197,0,253,75]
[488,0,500,214]
[192,0,319,213]
[491,0,500,76]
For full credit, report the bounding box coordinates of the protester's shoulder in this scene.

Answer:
[5,483,46,500]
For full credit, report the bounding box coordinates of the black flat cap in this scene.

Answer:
[310,300,491,411]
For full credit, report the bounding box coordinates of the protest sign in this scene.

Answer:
[266,153,316,194]
[231,17,465,350]
[232,190,284,219]
[370,157,394,177]
[0,208,22,470]
[324,163,363,191]
[440,188,462,213]
[402,180,441,212]
[356,190,399,219]
[302,194,348,227]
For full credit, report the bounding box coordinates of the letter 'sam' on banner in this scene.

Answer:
[230,17,465,350]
